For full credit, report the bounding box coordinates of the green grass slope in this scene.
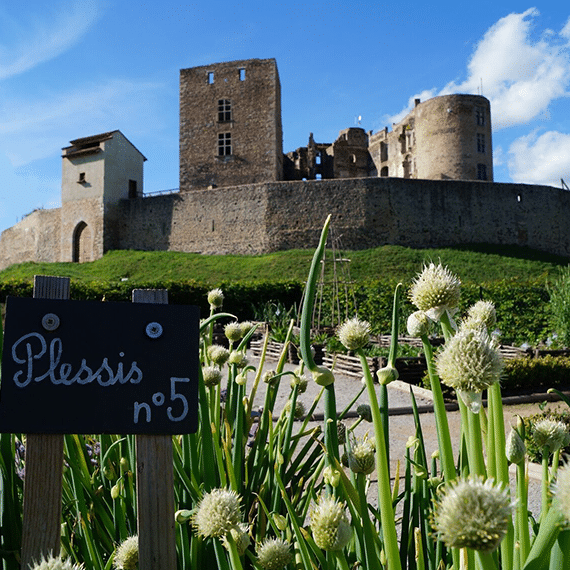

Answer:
[0,244,567,286]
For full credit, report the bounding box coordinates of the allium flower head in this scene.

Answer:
[505,427,526,465]
[337,318,371,351]
[263,370,279,385]
[323,465,341,487]
[225,322,244,343]
[193,488,242,538]
[32,556,83,570]
[310,496,352,551]
[407,310,431,337]
[202,366,223,388]
[337,421,347,445]
[240,321,255,336]
[256,538,293,570]
[284,399,306,419]
[207,288,224,310]
[431,477,513,552]
[208,344,230,366]
[462,300,497,332]
[291,373,308,393]
[348,434,375,475]
[533,419,569,453]
[228,350,248,368]
[222,523,251,555]
[312,365,335,387]
[114,535,138,570]
[409,262,461,321]
[356,403,373,422]
[436,327,503,412]
[553,463,570,522]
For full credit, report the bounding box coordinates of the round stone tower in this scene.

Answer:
[414,94,493,181]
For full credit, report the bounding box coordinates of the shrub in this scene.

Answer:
[548,266,570,347]
[502,355,570,392]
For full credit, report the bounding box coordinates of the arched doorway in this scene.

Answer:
[72,221,92,263]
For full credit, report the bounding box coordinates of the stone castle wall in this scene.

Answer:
[0,209,61,268]
[1,177,569,271]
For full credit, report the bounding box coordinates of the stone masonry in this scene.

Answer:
[0,58,567,270]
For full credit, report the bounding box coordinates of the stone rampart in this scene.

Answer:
[0,209,61,268]
[0,177,568,271]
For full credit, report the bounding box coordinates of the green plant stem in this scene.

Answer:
[333,550,351,570]
[516,459,531,565]
[549,530,570,570]
[356,472,382,570]
[541,446,551,520]
[420,334,456,483]
[521,504,565,570]
[487,382,514,570]
[475,550,499,570]
[466,407,487,477]
[356,348,402,570]
[439,310,455,342]
[299,214,334,386]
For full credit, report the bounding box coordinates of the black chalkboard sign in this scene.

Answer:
[0,296,200,434]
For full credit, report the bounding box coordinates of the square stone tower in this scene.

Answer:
[61,131,145,262]
[179,58,283,190]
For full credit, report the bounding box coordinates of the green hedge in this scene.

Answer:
[0,278,304,322]
[502,355,570,392]
[0,277,552,345]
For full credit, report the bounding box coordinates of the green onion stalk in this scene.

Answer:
[298,215,339,469]
[356,348,402,570]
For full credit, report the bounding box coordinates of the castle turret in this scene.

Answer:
[369,94,493,182]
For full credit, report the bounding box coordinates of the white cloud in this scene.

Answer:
[442,8,570,129]
[387,9,570,130]
[0,1,102,80]
[508,129,570,186]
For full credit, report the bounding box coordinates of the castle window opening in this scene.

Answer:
[218,99,232,122]
[476,107,485,126]
[477,133,486,153]
[128,180,137,199]
[208,72,214,84]
[315,153,321,165]
[218,132,232,156]
[239,68,246,81]
[381,166,389,177]
[517,194,523,203]
[477,164,487,181]
[78,172,86,184]
[380,141,388,162]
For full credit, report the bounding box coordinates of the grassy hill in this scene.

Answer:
[0,243,567,286]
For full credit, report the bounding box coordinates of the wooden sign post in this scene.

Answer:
[132,289,176,570]
[21,276,69,570]
[0,277,199,569]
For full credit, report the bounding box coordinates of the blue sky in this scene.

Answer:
[1,1,569,234]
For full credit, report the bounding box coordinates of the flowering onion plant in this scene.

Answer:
[1,217,570,570]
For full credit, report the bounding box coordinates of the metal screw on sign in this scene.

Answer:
[42,313,60,331]
[146,322,163,339]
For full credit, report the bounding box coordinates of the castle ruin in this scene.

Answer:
[0,57,568,269]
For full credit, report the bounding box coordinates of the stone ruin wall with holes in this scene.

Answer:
[1,176,570,271]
